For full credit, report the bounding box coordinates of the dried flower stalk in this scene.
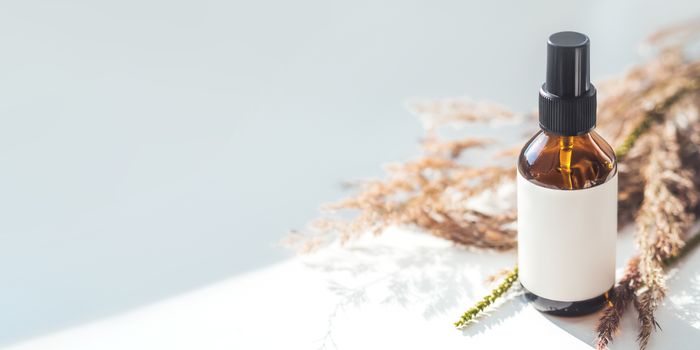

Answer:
[595,257,640,350]
[285,148,518,253]
[633,118,697,348]
[595,93,700,350]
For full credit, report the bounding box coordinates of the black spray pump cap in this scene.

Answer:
[539,31,597,136]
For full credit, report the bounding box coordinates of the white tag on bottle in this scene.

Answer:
[517,172,617,302]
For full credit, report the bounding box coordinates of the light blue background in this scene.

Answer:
[0,0,698,346]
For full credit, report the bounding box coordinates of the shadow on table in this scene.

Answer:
[302,229,517,320]
[543,298,700,350]
[304,228,700,348]
[544,247,700,349]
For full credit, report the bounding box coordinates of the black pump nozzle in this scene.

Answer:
[539,31,597,136]
[545,31,591,98]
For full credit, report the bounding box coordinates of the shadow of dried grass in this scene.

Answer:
[302,229,516,320]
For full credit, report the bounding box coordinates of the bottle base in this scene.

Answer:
[521,284,613,316]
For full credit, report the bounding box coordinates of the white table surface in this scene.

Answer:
[5,225,700,350]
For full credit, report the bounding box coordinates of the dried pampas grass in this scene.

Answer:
[285,152,518,253]
[595,257,640,350]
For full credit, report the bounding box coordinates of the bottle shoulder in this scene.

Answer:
[518,130,617,190]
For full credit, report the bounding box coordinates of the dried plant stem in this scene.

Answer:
[595,100,700,349]
[454,267,518,328]
[596,257,640,350]
[633,121,697,349]
[597,226,699,349]
[595,230,700,350]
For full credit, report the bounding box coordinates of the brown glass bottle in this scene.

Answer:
[518,130,617,316]
[517,31,618,316]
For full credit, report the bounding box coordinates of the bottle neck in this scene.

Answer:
[540,128,595,138]
[539,84,597,136]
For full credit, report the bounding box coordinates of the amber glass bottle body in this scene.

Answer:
[518,129,617,316]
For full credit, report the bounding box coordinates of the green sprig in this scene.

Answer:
[615,114,656,160]
[615,83,693,160]
[454,267,518,328]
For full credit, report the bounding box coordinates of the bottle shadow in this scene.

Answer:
[541,300,700,349]
[542,247,700,349]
